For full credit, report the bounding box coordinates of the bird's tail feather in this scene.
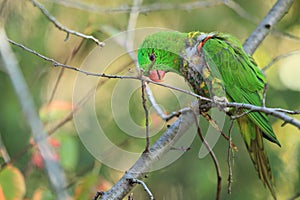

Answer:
[237,116,277,199]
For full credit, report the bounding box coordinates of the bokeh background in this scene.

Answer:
[0,0,300,199]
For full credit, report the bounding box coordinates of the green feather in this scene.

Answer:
[202,34,280,146]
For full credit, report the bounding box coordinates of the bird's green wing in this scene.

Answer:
[201,33,280,146]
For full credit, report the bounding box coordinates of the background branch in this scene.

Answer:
[44,0,259,24]
[243,0,295,54]
[30,0,104,46]
[262,50,300,72]
[46,0,223,14]
[0,28,70,200]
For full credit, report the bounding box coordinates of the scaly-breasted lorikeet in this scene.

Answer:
[137,31,280,199]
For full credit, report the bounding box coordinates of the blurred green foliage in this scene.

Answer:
[0,0,299,199]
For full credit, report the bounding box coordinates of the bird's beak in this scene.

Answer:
[148,70,166,82]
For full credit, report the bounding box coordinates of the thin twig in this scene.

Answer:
[201,102,300,129]
[7,38,131,78]
[224,0,259,23]
[201,112,238,150]
[48,39,84,104]
[163,111,182,121]
[0,27,70,200]
[227,120,235,194]
[262,83,268,107]
[262,50,300,72]
[46,0,224,14]
[243,0,295,55]
[48,68,64,103]
[191,111,222,200]
[47,0,259,25]
[141,80,150,151]
[146,83,204,123]
[0,142,32,170]
[127,178,154,200]
[230,109,253,120]
[150,81,211,102]
[273,108,300,115]
[272,29,300,41]
[0,132,10,163]
[94,192,104,200]
[146,84,194,122]
[145,83,166,119]
[128,193,134,200]
[170,146,191,152]
[126,0,143,57]
[30,0,104,46]
[145,83,182,121]
[288,192,300,200]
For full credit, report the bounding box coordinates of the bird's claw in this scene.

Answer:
[213,96,230,112]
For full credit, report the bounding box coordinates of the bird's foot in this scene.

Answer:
[212,96,230,112]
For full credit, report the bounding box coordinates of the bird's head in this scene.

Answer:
[137,31,186,82]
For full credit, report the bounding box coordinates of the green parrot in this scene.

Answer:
[137,31,280,199]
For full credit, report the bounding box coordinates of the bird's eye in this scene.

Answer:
[149,53,156,62]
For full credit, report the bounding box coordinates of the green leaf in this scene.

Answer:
[58,135,78,171]
[0,165,25,200]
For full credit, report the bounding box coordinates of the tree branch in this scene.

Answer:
[46,0,224,14]
[30,0,104,46]
[262,50,300,72]
[141,81,150,151]
[243,0,295,55]
[45,0,262,25]
[192,111,222,200]
[96,106,197,199]
[7,38,130,78]
[127,178,154,200]
[226,121,235,194]
[217,102,300,129]
[0,28,70,200]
